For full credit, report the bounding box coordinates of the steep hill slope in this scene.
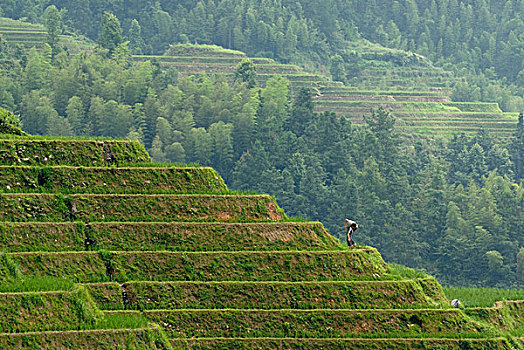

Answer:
[0,131,521,348]
[0,17,93,53]
[134,43,519,140]
[0,16,519,141]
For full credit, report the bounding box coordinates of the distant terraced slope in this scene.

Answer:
[0,17,93,53]
[0,131,519,349]
[132,43,519,140]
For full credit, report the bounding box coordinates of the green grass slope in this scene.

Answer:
[0,166,228,194]
[0,138,151,166]
[0,135,519,349]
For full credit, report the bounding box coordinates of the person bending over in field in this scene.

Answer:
[344,219,358,248]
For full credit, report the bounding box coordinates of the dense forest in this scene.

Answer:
[0,0,522,288]
[1,0,523,111]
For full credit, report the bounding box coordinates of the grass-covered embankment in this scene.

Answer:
[0,166,227,194]
[91,279,441,310]
[87,222,338,252]
[465,301,524,336]
[0,139,150,166]
[170,337,513,349]
[0,222,339,253]
[1,249,388,283]
[0,252,107,284]
[0,287,101,333]
[142,308,494,339]
[0,194,285,222]
[0,327,172,350]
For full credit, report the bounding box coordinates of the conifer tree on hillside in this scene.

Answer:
[128,19,146,55]
[98,12,123,54]
[234,59,257,89]
[511,113,524,180]
[44,5,61,55]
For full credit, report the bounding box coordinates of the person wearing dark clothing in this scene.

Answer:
[345,219,358,248]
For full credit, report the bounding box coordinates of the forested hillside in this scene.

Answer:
[1,0,522,111]
[0,0,522,288]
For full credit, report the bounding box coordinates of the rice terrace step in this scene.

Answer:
[0,166,228,194]
[0,193,284,222]
[1,249,388,284]
[170,337,514,349]
[85,279,445,311]
[0,222,340,253]
[0,135,519,349]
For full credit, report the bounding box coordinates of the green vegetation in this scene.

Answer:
[165,44,246,57]
[4,252,108,283]
[444,287,524,308]
[170,338,514,349]
[103,279,442,310]
[0,222,86,252]
[0,108,25,135]
[0,222,340,253]
[0,17,93,53]
[0,1,523,347]
[2,0,520,108]
[0,131,519,348]
[0,287,101,333]
[143,308,492,339]
[0,328,172,350]
[0,139,151,166]
[1,249,388,284]
[0,16,522,288]
[0,166,227,194]
[465,301,524,336]
[0,275,74,293]
[0,193,284,223]
[87,222,340,252]
[83,282,123,310]
[106,250,387,283]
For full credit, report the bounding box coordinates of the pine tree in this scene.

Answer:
[98,12,123,54]
[128,19,146,55]
[149,134,167,162]
[209,121,234,182]
[44,5,61,55]
[234,59,257,89]
[165,142,186,163]
[65,96,84,136]
[517,247,524,284]
[329,54,346,83]
[510,113,524,180]
[186,127,212,165]
[288,88,314,137]
[46,114,73,136]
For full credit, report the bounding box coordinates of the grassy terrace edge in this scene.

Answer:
[0,222,340,253]
[170,337,513,349]
[0,328,172,350]
[0,194,285,222]
[85,278,446,311]
[465,301,524,334]
[0,138,151,166]
[0,166,227,194]
[0,289,99,333]
[1,250,388,283]
[138,308,496,339]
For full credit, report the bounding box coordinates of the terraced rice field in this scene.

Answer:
[0,136,520,349]
[0,18,518,139]
[131,44,519,140]
[0,17,93,53]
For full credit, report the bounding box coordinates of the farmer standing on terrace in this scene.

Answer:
[345,219,358,249]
